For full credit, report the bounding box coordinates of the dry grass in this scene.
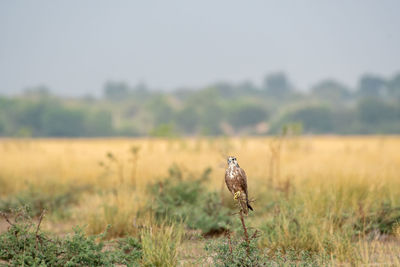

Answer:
[0,136,400,265]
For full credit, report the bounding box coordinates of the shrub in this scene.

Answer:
[147,165,232,235]
[205,229,262,267]
[0,208,142,266]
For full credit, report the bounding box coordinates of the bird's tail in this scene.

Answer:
[247,202,254,211]
[239,198,249,215]
[239,194,254,215]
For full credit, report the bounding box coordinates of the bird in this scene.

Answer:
[225,156,253,215]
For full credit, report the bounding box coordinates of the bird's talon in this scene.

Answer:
[233,191,241,200]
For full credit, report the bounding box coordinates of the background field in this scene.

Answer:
[1,136,399,265]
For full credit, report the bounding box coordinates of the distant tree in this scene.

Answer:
[147,96,174,126]
[103,81,130,101]
[175,106,199,134]
[85,110,113,136]
[236,80,258,94]
[42,107,86,137]
[131,82,150,99]
[357,98,398,125]
[133,82,148,92]
[14,101,48,135]
[387,73,400,99]
[0,116,5,135]
[212,82,235,98]
[331,109,358,134]
[183,88,222,135]
[358,74,386,98]
[263,72,292,98]
[274,106,334,133]
[228,105,267,130]
[23,85,51,98]
[200,104,223,135]
[311,79,350,102]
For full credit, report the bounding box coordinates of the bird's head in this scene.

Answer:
[227,156,239,167]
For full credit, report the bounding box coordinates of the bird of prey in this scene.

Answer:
[225,156,253,215]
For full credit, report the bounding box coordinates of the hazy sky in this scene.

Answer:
[1,0,399,96]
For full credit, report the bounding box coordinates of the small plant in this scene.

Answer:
[0,208,142,266]
[140,223,183,267]
[205,229,262,267]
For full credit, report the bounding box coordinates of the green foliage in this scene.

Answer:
[112,236,143,266]
[263,248,328,266]
[358,74,386,98]
[0,98,114,137]
[357,98,399,125]
[205,230,262,267]
[103,81,130,101]
[227,104,267,130]
[42,107,86,137]
[175,106,199,134]
[146,95,174,126]
[147,165,232,235]
[387,73,400,99]
[1,71,400,136]
[0,209,142,266]
[272,106,334,133]
[311,79,350,102]
[263,72,293,98]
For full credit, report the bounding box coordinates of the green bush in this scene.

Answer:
[147,165,232,235]
[205,229,262,267]
[0,209,142,266]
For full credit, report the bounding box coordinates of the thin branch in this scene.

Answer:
[0,212,14,226]
[239,210,250,257]
[35,209,46,236]
[35,209,46,249]
[251,229,260,240]
[226,230,233,255]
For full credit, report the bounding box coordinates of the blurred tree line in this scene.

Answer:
[1,72,400,137]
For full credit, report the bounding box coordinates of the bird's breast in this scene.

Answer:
[226,167,237,179]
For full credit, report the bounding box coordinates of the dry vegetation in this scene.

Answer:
[1,136,400,266]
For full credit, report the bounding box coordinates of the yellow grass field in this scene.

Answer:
[1,136,400,265]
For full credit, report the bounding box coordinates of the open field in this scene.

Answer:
[1,136,400,266]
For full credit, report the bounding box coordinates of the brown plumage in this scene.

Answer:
[225,156,253,215]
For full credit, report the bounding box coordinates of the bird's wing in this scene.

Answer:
[238,168,249,196]
[224,171,233,193]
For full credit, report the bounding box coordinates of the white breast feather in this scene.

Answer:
[228,166,235,179]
